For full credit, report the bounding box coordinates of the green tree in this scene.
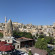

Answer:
[36,33,38,36]
[35,38,47,50]
[24,32,33,39]
[48,49,55,55]
[28,50,32,55]
[0,32,3,38]
[13,31,33,39]
[39,34,45,38]
[44,36,54,44]
[13,30,19,38]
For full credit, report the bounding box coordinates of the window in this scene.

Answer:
[17,45,19,48]
[8,40,10,42]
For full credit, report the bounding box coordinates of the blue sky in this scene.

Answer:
[0,0,55,25]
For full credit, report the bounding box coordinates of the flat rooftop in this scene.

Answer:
[16,37,33,42]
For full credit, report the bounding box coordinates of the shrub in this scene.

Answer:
[0,32,3,38]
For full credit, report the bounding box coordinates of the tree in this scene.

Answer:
[13,31,33,39]
[13,30,19,38]
[0,32,3,38]
[44,36,54,44]
[36,33,38,36]
[24,32,33,39]
[48,49,55,55]
[35,38,47,50]
[38,34,54,44]
[28,50,32,55]
[39,34,45,38]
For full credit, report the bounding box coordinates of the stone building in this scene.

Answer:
[0,17,14,44]
[15,37,34,49]
[3,17,13,37]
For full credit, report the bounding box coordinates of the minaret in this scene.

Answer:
[3,16,7,37]
[5,16,7,31]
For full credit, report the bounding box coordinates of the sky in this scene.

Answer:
[0,0,55,25]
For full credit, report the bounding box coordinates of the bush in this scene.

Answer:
[13,31,33,39]
[28,50,32,55]
[44,36,54,44]
[0,32,3,38]
[35,38,47,50]
[39,34,45,38]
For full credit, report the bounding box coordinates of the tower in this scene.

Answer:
[4,17,13,37]
[5,16,7,23]
[5,16,7,30]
